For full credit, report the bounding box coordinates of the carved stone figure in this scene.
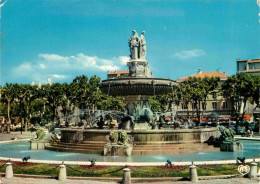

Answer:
[34,128,46,140]
[139,31,146,59]
[105,130,133,156]
[105,114,118,129]
[118,131,128,145]
[217,125,235,142]
[129,30,140,59]
[109,131,119,144]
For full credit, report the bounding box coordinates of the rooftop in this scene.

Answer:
[108,70,129,75]
[237,58,260,63]
[177,69,229,82]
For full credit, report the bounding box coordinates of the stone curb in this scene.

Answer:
[0,139,31,144]
[0,157,259,166]
[1,173,257,182]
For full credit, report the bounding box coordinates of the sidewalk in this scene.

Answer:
[0,177,259,184]
[235,135,260,141]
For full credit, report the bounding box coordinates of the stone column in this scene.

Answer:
[5,162,13,178]
[125,95,150,116]
[189,165,198,183]
[122,168,131,184]
[248,162,258,179]
[58,164,67,181]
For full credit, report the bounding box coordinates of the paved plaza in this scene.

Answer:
[0,132,35,142]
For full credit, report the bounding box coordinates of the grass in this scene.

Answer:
[0,161,247,178]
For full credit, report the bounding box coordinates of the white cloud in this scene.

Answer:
[53,74,66,79]
[13,53,129,82]
[119,56,130,65]
[173,49,205,59]
[39,54,69,62]
[17,62,33,71]
[39,64,46,69]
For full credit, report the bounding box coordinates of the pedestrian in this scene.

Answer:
[247,129,251,137]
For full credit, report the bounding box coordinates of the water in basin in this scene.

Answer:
[0,140,259,162]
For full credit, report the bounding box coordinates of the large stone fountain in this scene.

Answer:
[100,30,177,130]
[46,31,219,155]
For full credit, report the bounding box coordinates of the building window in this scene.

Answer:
[223,93,228,98]
[223,102,228,109]
[212,102,217,110]
[212,92,217,99]
[192,103,196,110]
[181,103,186,109]
[249,63,255,69]
[202,102,206,110]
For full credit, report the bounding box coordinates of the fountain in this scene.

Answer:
[100,30,177,130]
[46,31,219,155]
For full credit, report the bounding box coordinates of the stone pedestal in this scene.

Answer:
[189,165,198,183]
[104,144,133,156]
[122,168,131,184]
[220,141,243,152]
[30,140,50,150]
[125,95,150,116]
[127,60,152,78]
[5,162,13,179]
[248,162,258,179]
[125,95,154,130]
[58,164,67,181]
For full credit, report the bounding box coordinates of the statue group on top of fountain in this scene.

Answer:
[129,30,146,60]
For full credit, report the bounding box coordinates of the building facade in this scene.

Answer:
[237,58,260,122]
[107,70,129,79]
[237,58,260,75]
[176,69,233,120]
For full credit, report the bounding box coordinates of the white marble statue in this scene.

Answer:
[129,30,140,59]
[139,31,146,59]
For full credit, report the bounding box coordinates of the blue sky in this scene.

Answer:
[1,0,260,84]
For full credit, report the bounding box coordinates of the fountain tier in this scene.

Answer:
[100,77,177,96]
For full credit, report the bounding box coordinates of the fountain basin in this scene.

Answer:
[100,78,177,96]
[45,128,219,155]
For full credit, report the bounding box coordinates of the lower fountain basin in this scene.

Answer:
[45,128,219,155]
[0,140,259,162]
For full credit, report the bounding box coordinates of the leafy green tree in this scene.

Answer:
[222,73,260,123]
[60,83,74,126]
[88,75,102,111]
[98,96,125,111]
[149,93,175,112]
[18,84,38,131]
[69,75,90,110]
[44,83,65,124]
[177,77,220,122]
[1,83,18,122]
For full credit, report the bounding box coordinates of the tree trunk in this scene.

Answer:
[7,99,10,122]
[241,98,248,121]
[21,118,24,134]
[25,104,29,132]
